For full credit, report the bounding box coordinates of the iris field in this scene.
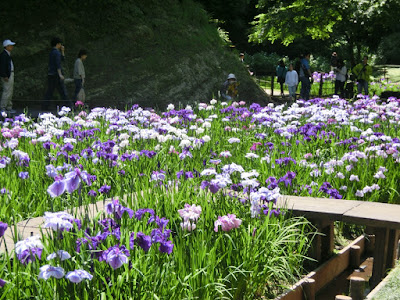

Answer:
[1,94,400,298]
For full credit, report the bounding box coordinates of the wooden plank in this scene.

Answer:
[277,236,365,300]
[276,283,305,300]
[309,235,365,292]
[278,196,363,221]
[342,202,400,229]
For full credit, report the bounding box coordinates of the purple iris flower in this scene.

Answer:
[47,180,66,198]
[159,240,174,255]
[62,143,74,152]
[0,222,8,237]
[208,182,220,194]
[185,171,194,179]
[105,199,134,219]
[150,170,166,182]
[99,185,111,194]
[18,172,29,179]
[133,232,152,252]
[38,265,65,280]
[135,208,155,220]
[17,247,43,265]
[176,170,184,179]
[148,216,169,230]
[64,168,91,193]
[266,177,278,189]
[263,208,281,217]
[0,278,5,287]
[98,218,119,231]
[88,190,97,197]
[104,245,130,270]
[45,165,58,178]
[66,270,93,283]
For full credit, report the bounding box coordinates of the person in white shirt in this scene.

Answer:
[285,63,299,101]
[334,59,347,98]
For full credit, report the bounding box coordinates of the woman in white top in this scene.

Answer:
[73,49,88,101]
[285,63,299,101]
[334,59,347,98]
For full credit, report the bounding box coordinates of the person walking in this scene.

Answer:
[285,63,298,101]
[334,59,347,98]
[276,60,287,97]
[73,49,87,102]
[42,37,72,110]
[0,39,16,113]
[299,52,312,100]
[352,55,372,96]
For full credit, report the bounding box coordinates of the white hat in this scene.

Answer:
[227,73,236,80]
[3,40,16,47]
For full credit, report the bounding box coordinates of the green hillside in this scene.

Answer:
[0,0,268,109]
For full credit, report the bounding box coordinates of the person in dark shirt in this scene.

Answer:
[0,39,16,113]
[42,37,72,110]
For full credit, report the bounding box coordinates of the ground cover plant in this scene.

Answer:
[0,103,315,299]
[1,94,400,298]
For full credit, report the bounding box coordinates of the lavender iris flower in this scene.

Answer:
[47,180,66,198]
[0,278,5,287]
[17,247,43,265]
[105,199,134,219]
[18,172,29,179]
[66,270,93,283]
[46,250,71,261]
[38,265,65,280]
[105,245,130,270]
[45,165,58,178]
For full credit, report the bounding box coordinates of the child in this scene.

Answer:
[73,49,88,101]
[285,63,299,101]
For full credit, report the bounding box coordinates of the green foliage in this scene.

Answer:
[249,0,341,45]
[246,52,282,74]
[376,33,400,65]
[248,0,400,66]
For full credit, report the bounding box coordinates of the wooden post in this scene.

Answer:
[397,239,400,260]
[309,220,334,262]
[349,276,365,300]
[365,233,375,255]
[321,222,335,260]
[385,229,399,271]
[303,278,316,300]
[350,245,361,269]
[370,227,389,289]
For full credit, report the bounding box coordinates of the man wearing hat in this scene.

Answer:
[0,39,16,113]
[220,74,239,100]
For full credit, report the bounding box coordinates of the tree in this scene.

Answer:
[249,0,400,66]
